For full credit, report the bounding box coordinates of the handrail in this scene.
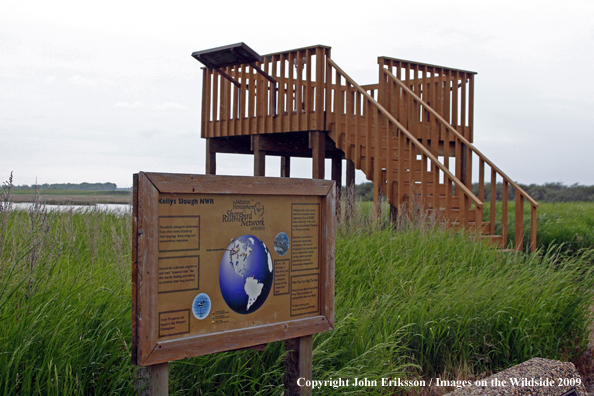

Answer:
[382,67,539,209]
[378,56,477,76]
[327,58,483,209]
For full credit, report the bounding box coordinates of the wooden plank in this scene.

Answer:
[279,54,287,132]
[296,51,303,131]
[144,316,333,366]
[284,336,313,396]
[315,47,323,130]
[305,48,312,130]
[461,73,467,139]
[135,173,160,365]
[502,180,508,247]
[331,157,342,218]
[515,190,524,251]
[354,91,361,168]
[248,66,255,135]
[344,83,353,156]
[373,107,382,221]
[324,53,332,134]
[222,67,230,136]
[131,174,139,364]
[213,73,220,137]
[468,74,474,143]
[531,204,537,253]
[335,70,343,150]
[365,99,372,177]
[240,65,246,134]
[288,52,295,131]
[490,169,496,235]
[201,69,209,138]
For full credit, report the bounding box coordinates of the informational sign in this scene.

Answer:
[132,172,335,366]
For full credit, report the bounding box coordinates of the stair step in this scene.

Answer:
[474,235,505,248]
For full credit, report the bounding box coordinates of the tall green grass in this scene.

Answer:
[0,202,593,394]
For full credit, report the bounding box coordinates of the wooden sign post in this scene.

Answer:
[132,172,335,395]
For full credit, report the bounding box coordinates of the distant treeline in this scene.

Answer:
[348,182,594,203]
[15,182,118,191]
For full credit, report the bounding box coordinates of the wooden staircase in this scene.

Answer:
[199,45,538,252]
[324,57,538,252]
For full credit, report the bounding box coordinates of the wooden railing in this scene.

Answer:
[325,58,483,227]
[201,45,331,138]
[378,57,475,144]
[380,66,538,252]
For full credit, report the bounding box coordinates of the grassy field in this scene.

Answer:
[1,200,593,395]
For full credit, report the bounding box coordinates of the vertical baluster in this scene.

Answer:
[345,83,353,157]
[202,69,211,138]
[373,107,382,221]
[531,205,537,253]
[515,191,524,251]
[271,56,278,132]
[288,52,295,130]
[296,51,303,131]
[468,73,475,143]
[305,48,312,130]
[240,65,246,134]
[232,66,238,134]
[335,70,344,150]
[354,91,361,169]
[502,180,508,248]
[221,66,229,136]
[279,54,287,132]
[213,72,220,137]
[315,47,324,131]
[248,65,255,135]
[365,98,372,177]
[490,169,496,235]
[478,159,485,228]
[272,55,284,132]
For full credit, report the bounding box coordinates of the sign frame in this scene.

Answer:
[132,172,335,366]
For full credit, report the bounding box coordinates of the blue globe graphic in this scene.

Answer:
[219,235,273,315]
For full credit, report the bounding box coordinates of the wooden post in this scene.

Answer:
[252,135,266,177]
[135,363,168,396]
[206,139,216,175]
[284,335,313,396]
[311,131,325,180]
[281,156,291,178]
[345,159,355,220]
[331,157,342,218]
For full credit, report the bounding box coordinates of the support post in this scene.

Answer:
[281,156,291,178]
[284,335,313,396]
[345,159,355,220]
[331,157,342,218]
[135,363,169,396]
[310,131,325,180]
[252,135,266,177]
[206,139,216,175]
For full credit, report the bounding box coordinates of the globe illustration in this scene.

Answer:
[219,235,273,314]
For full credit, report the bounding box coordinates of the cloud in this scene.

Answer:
[152,102,186,110]
[114,101,143,108]
[69,75,96,87]
[46,76,56,83]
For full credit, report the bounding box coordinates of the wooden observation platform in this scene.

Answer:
[194,43,538,252]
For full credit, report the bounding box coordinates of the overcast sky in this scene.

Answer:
[2,0,593,188]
